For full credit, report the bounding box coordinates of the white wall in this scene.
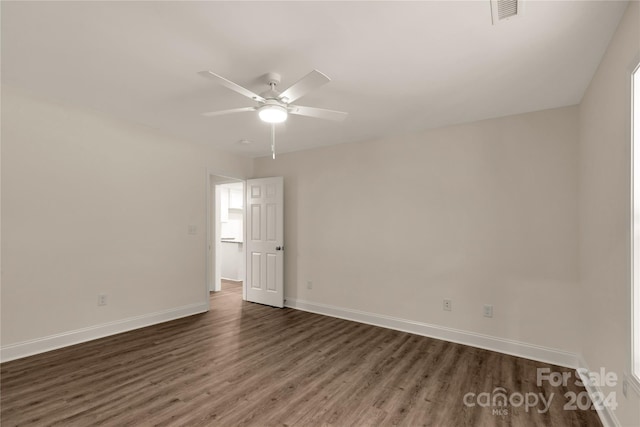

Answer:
[579,2,640,425]
[254,105,581,355]
[1,86,252,356]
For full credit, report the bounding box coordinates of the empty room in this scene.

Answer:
[1,1,639,426]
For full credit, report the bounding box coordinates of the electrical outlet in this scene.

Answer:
[98,294,108,306]
[483,304,493,318]
[188,225,197,235]
[307,280,313,290]
[443,299,452,311]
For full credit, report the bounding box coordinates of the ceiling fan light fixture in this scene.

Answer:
[258,104,288,123]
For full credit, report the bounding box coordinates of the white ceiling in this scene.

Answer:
[1,1,628,158]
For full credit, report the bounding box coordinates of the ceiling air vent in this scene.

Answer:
[490,0,523,25]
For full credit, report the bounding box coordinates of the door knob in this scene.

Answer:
[276,246,283,251]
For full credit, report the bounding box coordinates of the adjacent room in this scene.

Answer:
[1,1,639,426]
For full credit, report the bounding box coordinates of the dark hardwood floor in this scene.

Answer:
[1,281,602,426]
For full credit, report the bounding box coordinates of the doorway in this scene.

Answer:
[206,174,285,308]
[218,181,244,291]
[207,173,246,301]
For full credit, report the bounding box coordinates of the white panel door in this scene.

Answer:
[246,177,284,308]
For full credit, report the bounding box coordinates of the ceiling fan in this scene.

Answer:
[198,69,348,158]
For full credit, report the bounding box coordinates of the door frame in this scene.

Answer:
[205,170,247,304]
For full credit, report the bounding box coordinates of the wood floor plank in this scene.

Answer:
[1,281,603,426]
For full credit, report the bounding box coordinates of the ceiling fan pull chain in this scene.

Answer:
[271,123,276,159]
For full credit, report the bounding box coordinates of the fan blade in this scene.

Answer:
[279,70,330,103]
[202,107,256,117]
[198,71,265,102]
[289,105,348,121]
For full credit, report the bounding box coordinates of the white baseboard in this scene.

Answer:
[285,298,579,368]
[0,302,209,363]
[576,356,622,427]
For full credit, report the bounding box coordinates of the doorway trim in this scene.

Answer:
[206,169,247,305]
